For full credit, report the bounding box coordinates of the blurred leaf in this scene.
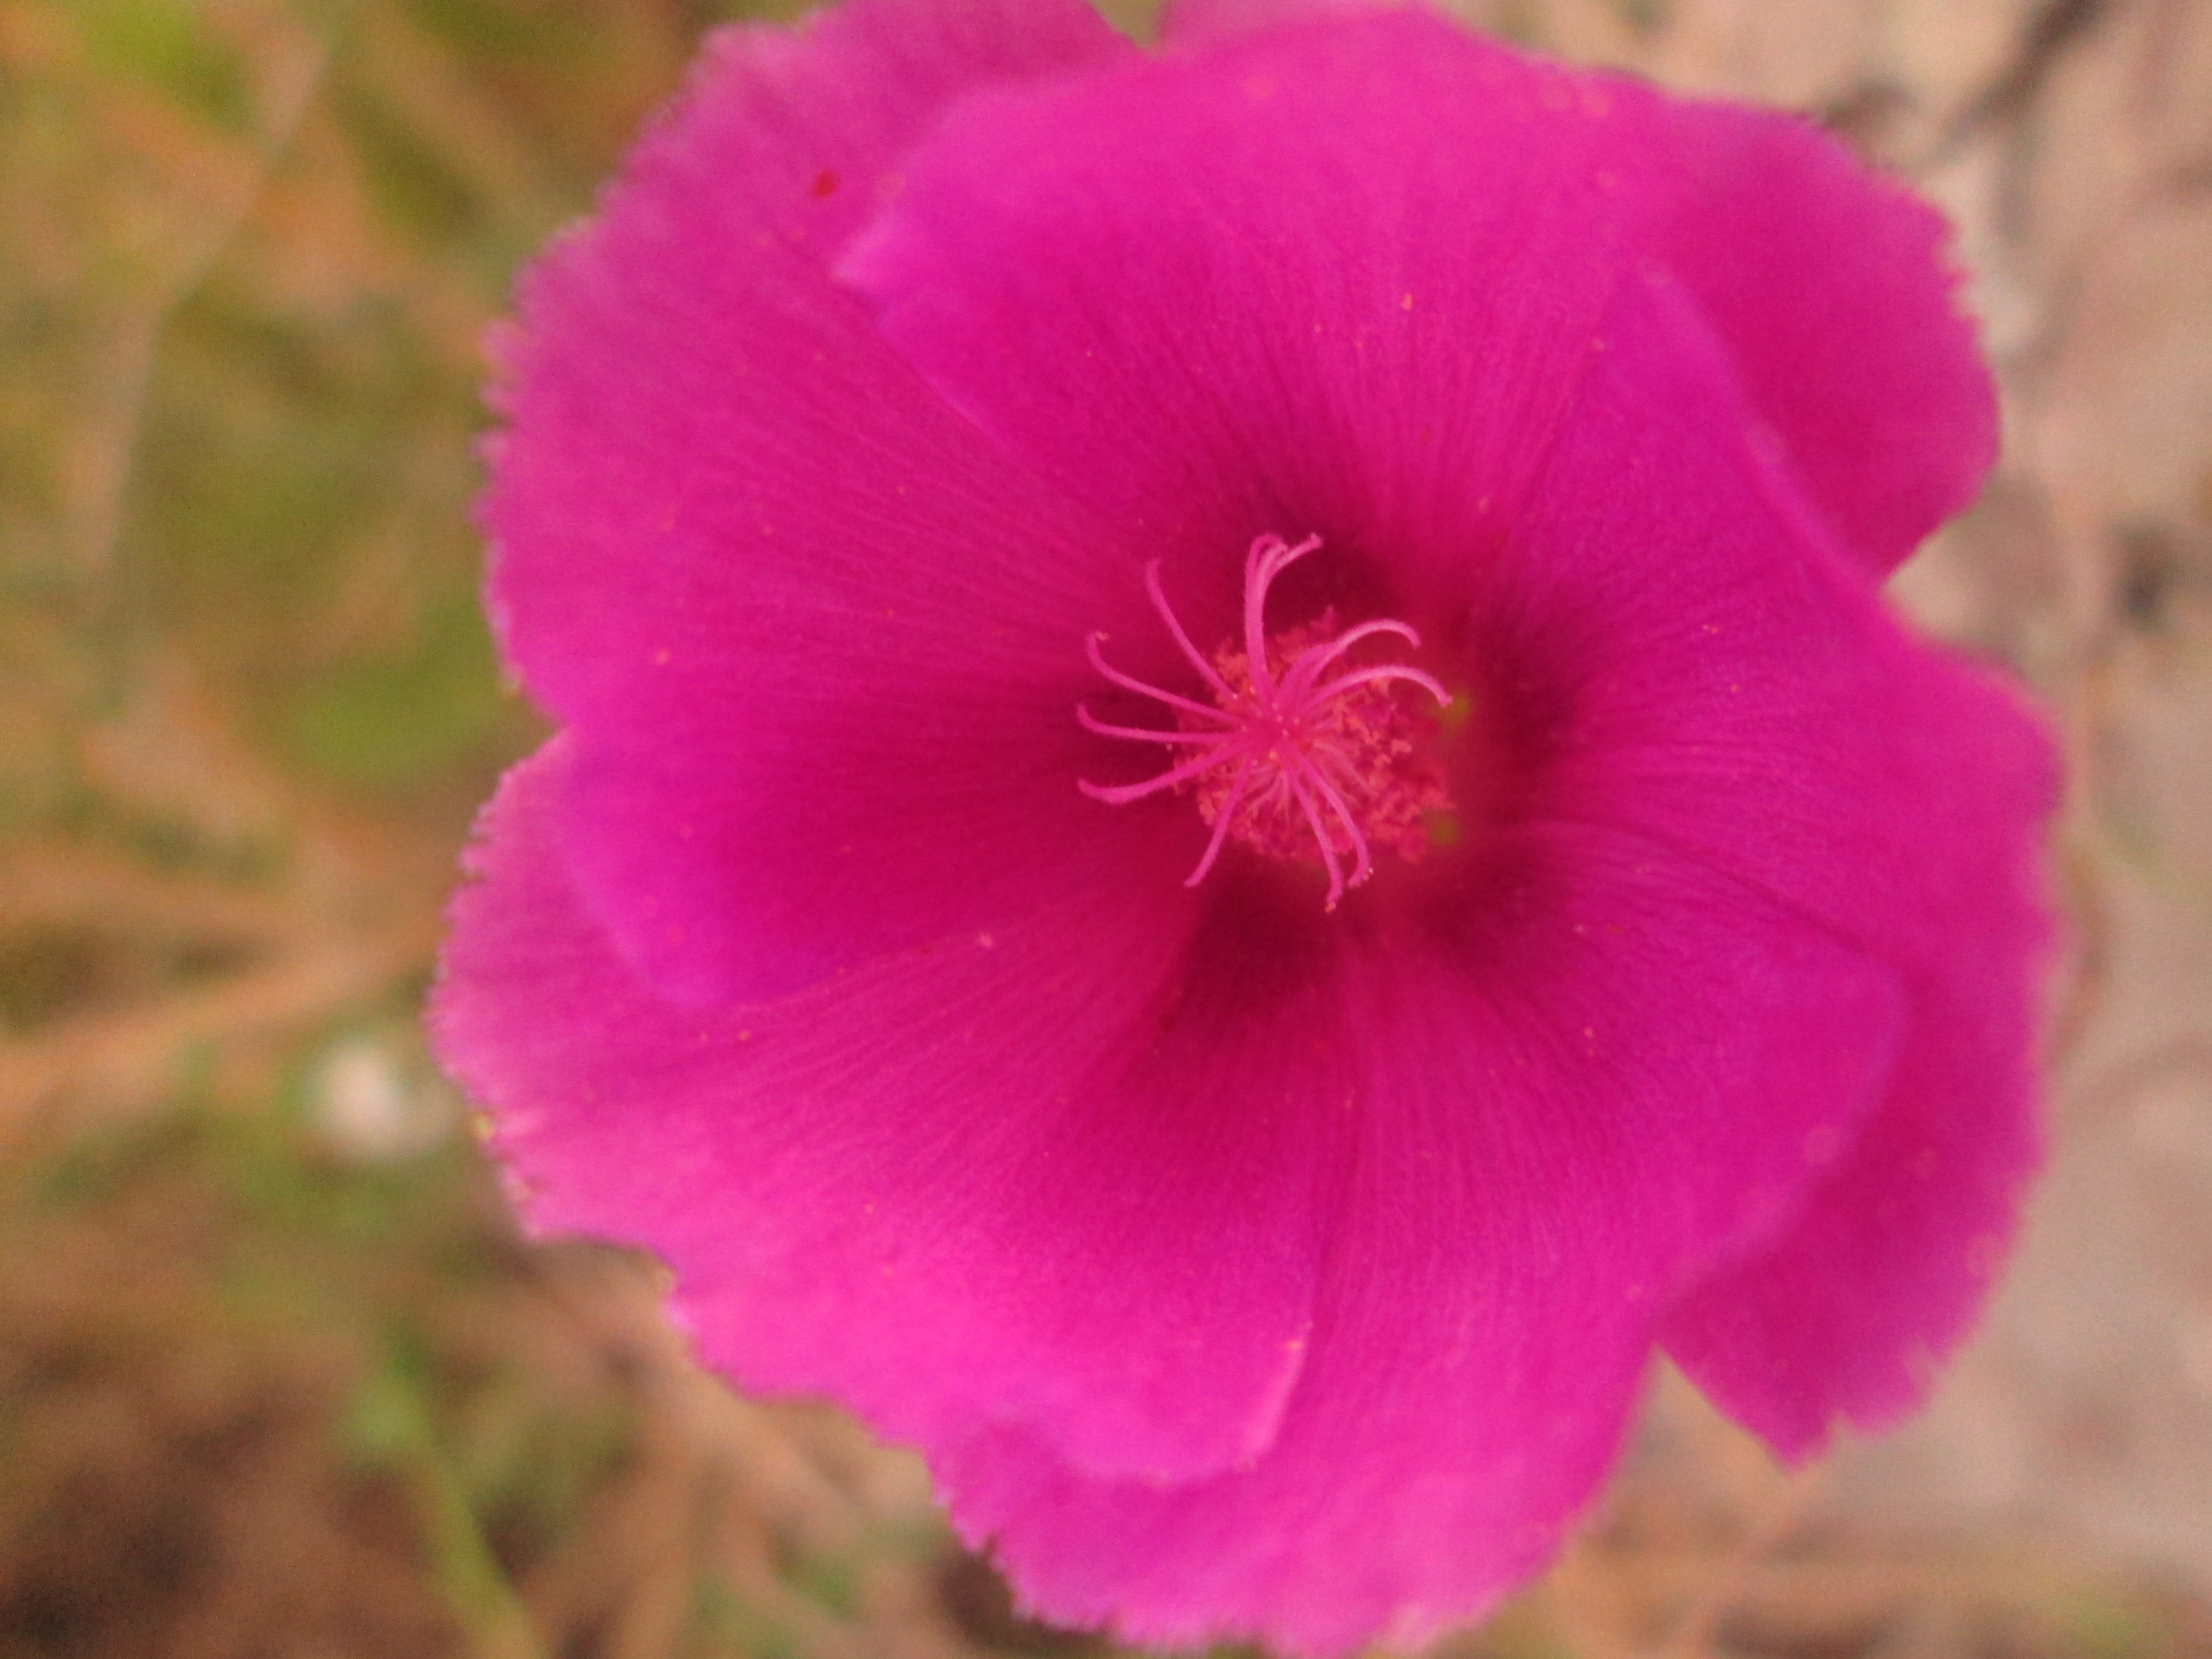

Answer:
[67,0,255,135]
[397,0,585,58]
[331,71,485,247]
[285,594,505,785]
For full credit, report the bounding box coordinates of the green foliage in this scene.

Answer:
[70,0,256,134]
[331,71,488,247]
[0,0,658,839]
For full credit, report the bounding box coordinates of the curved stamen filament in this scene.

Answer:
[1146,562,1240,705]
[1310,662,1452,707]
[1077,744,1250,805]
[1280,618,1423,698]
[1288,778,1348,905]
[1301,765,1375,891]
[1243,533,1322,700]
[1184,755,1255,890]
[1084,633,1239,724]
[1076,707,1238,746]
[1077,533,1450,906]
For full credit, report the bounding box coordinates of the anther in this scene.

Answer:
[1077,535,1451,908]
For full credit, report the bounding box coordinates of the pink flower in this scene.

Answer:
[433,0,2056,1652]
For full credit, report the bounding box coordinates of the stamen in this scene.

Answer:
[1077,534,1453,908]
[1147,562,1239,704]
[1279,619,1421,697]
[1083,633,1238,724]
[1075,711,1235,746]
[1184,755,1253,890]
[1078,744,1250,806]
[1309,662,1452,705]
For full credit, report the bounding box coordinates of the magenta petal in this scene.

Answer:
[1652,98,1999,576]
[681,0,1127,269]
[1649,614,2050,1456]
[435,741,1329,1481]
[840,12,1653,575]
[1658,977,2046,1459]
[1491,269,2055,1451]
[941,835,1903,1658]
[484,0,1144,999]
[841,10,1990,591]
[490,0,1132,723]
[551,634,1179,1002]
[1506,268,2055,1022]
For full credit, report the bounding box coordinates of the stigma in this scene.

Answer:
[1078,534,1452,909]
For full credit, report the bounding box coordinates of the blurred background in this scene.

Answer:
[2,0,2209,1655]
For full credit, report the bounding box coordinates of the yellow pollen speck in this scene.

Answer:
[653,648,671,666]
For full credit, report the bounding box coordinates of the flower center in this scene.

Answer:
[1078,534,1453,909]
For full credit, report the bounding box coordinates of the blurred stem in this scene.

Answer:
[69,9,344,579]
[400,1435,550,1659]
